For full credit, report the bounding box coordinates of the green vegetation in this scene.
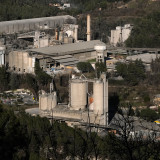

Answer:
[140,108,159,121]
[0,104,160,160]
[126,11,160,48]
[95,62,107,78]
[116,60,145,86]
[77,62,94,73]
[0,64,52,98]
[0,0,58,21]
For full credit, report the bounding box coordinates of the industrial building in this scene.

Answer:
[8,40,106,74]
[30,73,109,127]
[126,53,160,71]
[110,24,133,47]
[0,15,76,34]
[8,51,35,74]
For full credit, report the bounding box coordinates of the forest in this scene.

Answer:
[0,104,160,160]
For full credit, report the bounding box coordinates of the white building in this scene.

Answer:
[110,24,133,47]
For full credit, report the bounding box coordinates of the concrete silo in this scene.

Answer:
[39,92,57,111]
[47,92,57,111]
[39,94,48,111]
[70,79,87,110]
[93,80,104,115]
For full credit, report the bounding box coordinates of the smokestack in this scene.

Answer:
[87,14,91,41]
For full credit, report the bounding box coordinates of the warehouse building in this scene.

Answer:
[126,53,160,71]
[8,40,106,74]
[0,15,76,34]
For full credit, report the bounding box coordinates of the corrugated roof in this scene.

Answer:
[0,15,75,25]
[0,15,76,34]
[126,53,160,63]
[29,40,105,56]
[52,55,78,66]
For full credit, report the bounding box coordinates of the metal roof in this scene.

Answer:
[126,53,160,64]
[0,15,76,34]
[52,55,79,66]
[29,40,105,56]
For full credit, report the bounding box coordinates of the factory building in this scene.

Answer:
[8,51,35,74]
[38,73,108,127]
[0,15,76,34]
[111,24,133,47]
[126,53,160,71]
[7,40,106,74]
[29,40,106,60]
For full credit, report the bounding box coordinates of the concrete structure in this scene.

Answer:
[93,80,104,115]
[0,15,76,34]
[0,46,5,66]
[8,51,35,73]
[63,24,78,42]
[7,40,106,74]
[29,40,105,61]
[126,53,160,71]
[34,31,49,48]
[39,92,57,111]
[94,43,106,63]
[111,24,133,47]
[35,73,109,127]
[87,14,91,41]
[70,79,87,110]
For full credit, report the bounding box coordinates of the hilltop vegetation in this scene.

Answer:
[0,0,160,46]
[0,0,58,21]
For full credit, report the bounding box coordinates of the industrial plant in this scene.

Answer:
[37,73,108,127]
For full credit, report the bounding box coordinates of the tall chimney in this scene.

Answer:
[87,14,91,41]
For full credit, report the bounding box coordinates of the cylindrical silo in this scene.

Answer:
[70,79,87,110]
[93,80,104,115]
[47,92,57,110]
[40,94,48,111]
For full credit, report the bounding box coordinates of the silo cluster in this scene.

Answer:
[70,75,108,117]
[39,92,57,111]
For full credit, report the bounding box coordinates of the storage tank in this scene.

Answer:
[70,79,87,110]
[93,80,104,115]
[39,94,48,111]
[47,92,57,110]
[39,92,57,111]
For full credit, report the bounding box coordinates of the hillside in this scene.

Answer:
[0,0,160,47]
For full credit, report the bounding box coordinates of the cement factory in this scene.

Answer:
[38,72,108,127]
[1,13,160,130]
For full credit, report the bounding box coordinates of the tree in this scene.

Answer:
[0,66,10,92]
[95,62,107,78]
[77,62,94,73]
[9,73,20,90]
[116,60,145,86]
[140,108,159,121]
[35,61,52,86]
